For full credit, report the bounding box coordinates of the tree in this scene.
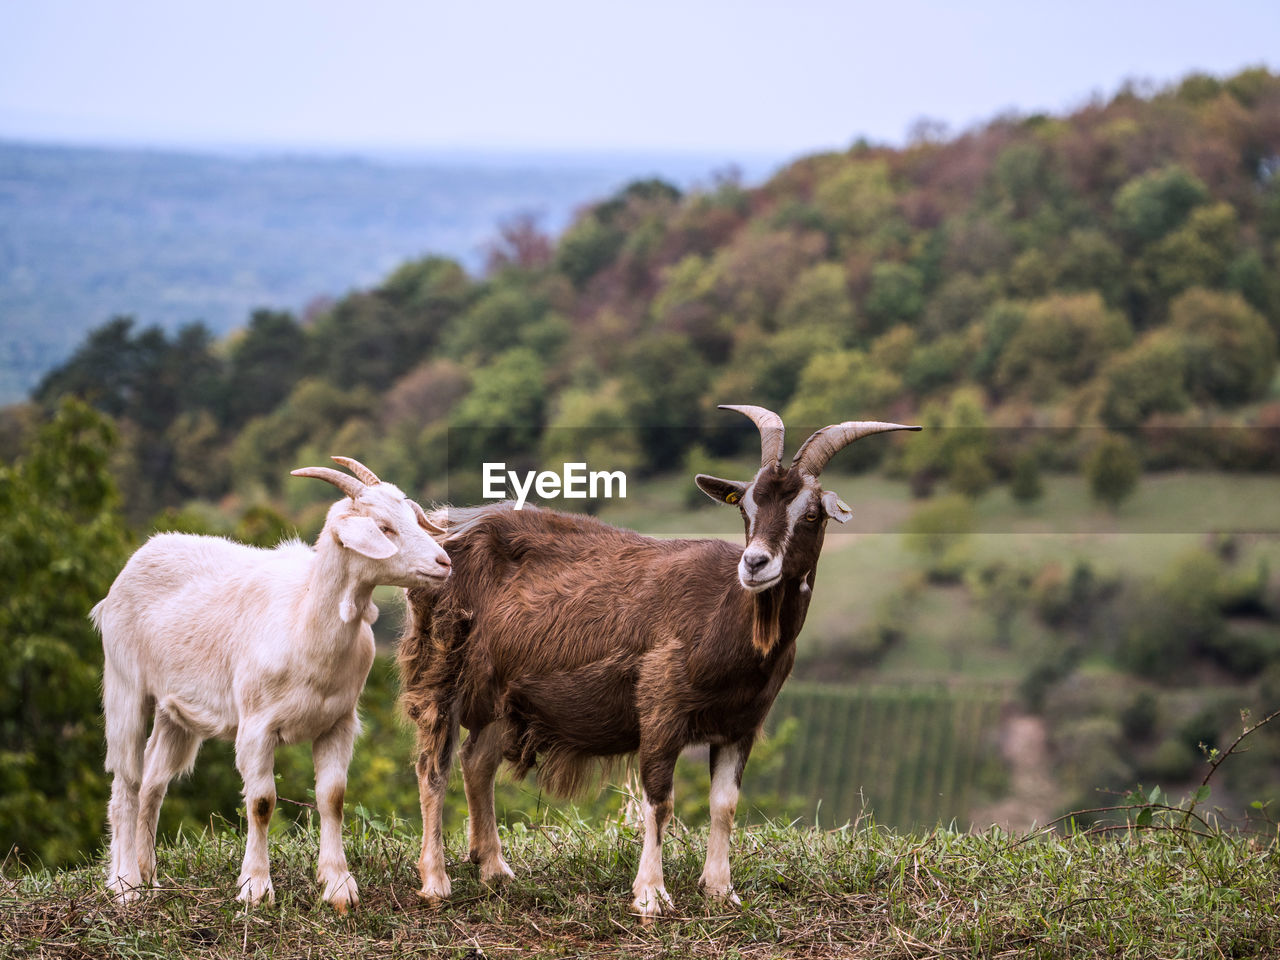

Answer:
[1141,202,1238,303]
[1054,229,1125,304]
[556,213,625,287]
[711,325,829,416]
[784,350,904,473]
[1112,165,1209,247]
[620,335,709,469]
[864,262,925,334]
[1010,450,1043,504]
[308,293,427,389]
[776,262,856,342]
[0,399,132,866]
[1170,288,1277,406]
[540,381,645,510]
[34,318,227,517]
[34,316,151,418]
[225,310,306,426]
[450,348,548,480]
[1085,432,1140,510]
[995,292,1132,400]
[1097,331,1189,429]
[649,254,731,362]
[231,378,376,495]
[442,284,550,364]
[812,159,896,240]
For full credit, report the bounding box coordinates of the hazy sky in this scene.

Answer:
[2,0,1277,160]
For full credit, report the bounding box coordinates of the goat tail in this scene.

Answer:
[88,599,105,634]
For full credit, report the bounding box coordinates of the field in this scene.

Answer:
[752,683,1007,831]
[5,816,1279,959]
[590,471,1280,674]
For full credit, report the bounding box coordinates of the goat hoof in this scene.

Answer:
[107,875,142,904]
[698,876,742,908]
[479,858,515,885]
[235,874,275,906]
[631,885,673,922]
[416,874,452,904]
[321,871,359,913]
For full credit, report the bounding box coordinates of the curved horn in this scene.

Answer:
[408,498,447,536]
[718,404,785,469]
[291,466,365,500]
[792,421,922,476]
[330,456,380,485]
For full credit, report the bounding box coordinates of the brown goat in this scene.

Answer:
[398,406,919,918]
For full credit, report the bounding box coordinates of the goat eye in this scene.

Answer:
[805,511,820,522]
[379,523,395,536]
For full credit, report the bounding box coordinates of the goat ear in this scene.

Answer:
[821,490,853,524]
[695,474,749,506]
[332,515,397,560]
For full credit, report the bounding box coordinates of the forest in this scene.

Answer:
[4,67,1280,870]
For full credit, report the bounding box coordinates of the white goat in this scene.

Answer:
[93,457,451,911]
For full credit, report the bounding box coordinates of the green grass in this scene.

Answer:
[6,816,1280,958]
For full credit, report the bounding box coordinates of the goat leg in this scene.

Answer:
[235,723,278,906]
[414,703,457,902]
[461,722,514,884]
[699,737,753,907]
[631,741,680,921]
[313,714,359,912]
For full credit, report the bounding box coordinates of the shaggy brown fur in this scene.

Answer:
[397,409,918,912]
[398,498,819,800]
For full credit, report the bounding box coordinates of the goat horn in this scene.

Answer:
[792,421,923,476]
[718,404,785,469]
[291,466,365,500]
[408,498,447,536]
[330,456,381,485]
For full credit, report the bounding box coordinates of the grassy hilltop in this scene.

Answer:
[5,815,1279,959]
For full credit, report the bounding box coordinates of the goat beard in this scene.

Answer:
[751,584,784,657]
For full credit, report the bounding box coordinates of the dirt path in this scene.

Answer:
[970,712,1059,832]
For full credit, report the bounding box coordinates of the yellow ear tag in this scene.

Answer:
[726,492,740,504]
[836,498,851,513]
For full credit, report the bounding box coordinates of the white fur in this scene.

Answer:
[698,743,743,905]
[93,476,450,909]
[631,794,675,920]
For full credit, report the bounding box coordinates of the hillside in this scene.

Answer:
[14,68,1280,524]
[0,141,749,401]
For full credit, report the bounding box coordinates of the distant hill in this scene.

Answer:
[0,141,762,401]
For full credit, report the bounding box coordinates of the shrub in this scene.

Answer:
[1010,450,1044,503]
[1170,288,1277,407]
[1140,737,1199,782]
[1085,433,1140,510]
[1120,691,1159,741]
[903,495,975,582]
